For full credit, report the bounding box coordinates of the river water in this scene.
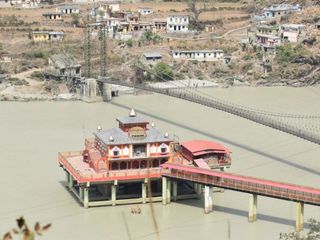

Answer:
[0,86,320,240]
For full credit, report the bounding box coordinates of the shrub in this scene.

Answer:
[141,31,162,44]
[153,62,173,81]
[25,50,50,59]
[276,43,310,63]
[31,71,45,81]
[71,14,80,26]
[125,38,133,47]
[7,78,29,86]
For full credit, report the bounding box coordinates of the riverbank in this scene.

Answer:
[0,78,260,102]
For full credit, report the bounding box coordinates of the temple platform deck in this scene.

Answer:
[58,151,164,184]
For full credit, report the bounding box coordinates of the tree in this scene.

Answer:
[141,31,162,45]
[276,43,311,63]
[71,14,80,27]
[153,62,173,81]
[188,0,206,31]
[280,219,320,240]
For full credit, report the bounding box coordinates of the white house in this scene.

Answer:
[263,4,301,19]
[104,18,121,32]
[138,7,153,15]
[99,1,120,12]
[255,34,281,54]
[56,5,80,14]
[256,34,281,47]
[280,24,305,43]
[153,18,167,32]
[172,49,224,62]
[10,0,41,8]
[166,15,189,33]
[0,0,11,7]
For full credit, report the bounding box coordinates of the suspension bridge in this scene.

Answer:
[99,77,320,145]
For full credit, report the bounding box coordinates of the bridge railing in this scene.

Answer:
[161,163,320,205]
[101,79,320,145]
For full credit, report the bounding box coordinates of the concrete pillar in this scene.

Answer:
[79,187,84,201]
[172,181,178,201]
[142,182,147,204]
[68,174,73,189]
[295,202,304,232]
[162,177,167,205]
[102,82,112,101]
[248,194,258,222]
[195,183,202,199]
[83,188,89,208]
[65,171,69,188]
[204,186,213,214]
[111,183,117,206]
[166,179,171,204]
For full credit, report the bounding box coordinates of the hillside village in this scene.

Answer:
[0,0,319,101]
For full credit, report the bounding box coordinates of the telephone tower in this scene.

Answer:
[99,23,108,78]
[84,14,92,78]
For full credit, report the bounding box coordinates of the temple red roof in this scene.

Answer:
[181,140,231,155]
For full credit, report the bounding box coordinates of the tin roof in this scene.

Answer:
[173,49,224,54]
[116,115,149,125]
[281,23,305,29]
[94,127,173,145]
[49,54,80,69]
[144,52,162,58]
[43,12,63,16]
[181,140,231,155]
[264,4,300,12]
[138,7,152,10]
[57,5,80,10]
[256,34,280,40]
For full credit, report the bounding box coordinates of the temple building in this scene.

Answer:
[58,110,232,207]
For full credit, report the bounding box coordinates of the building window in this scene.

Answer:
[113,150,119,156]
[161,147,166,153]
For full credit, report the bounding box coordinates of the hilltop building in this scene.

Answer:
[56,5,80,14]
[144,52,162,62]
[47,54,81,79]
[263,4,301,19]
[30,31,65,42]
[153,19,167,32]
[255,34,281,54]
[172,49,224,62]
[42,12,64,23]
[10,0,41,8]
[256,24,279,35]
[138,7,153,15]
[279,24,305,43]
[166,15,189,32]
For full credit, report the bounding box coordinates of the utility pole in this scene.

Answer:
[84,13,92,78]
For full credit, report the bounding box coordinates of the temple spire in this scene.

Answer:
[129,108,136,117]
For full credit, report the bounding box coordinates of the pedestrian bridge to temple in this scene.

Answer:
[160,163,320,232]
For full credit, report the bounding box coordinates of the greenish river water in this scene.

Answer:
[0,86,320,240]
